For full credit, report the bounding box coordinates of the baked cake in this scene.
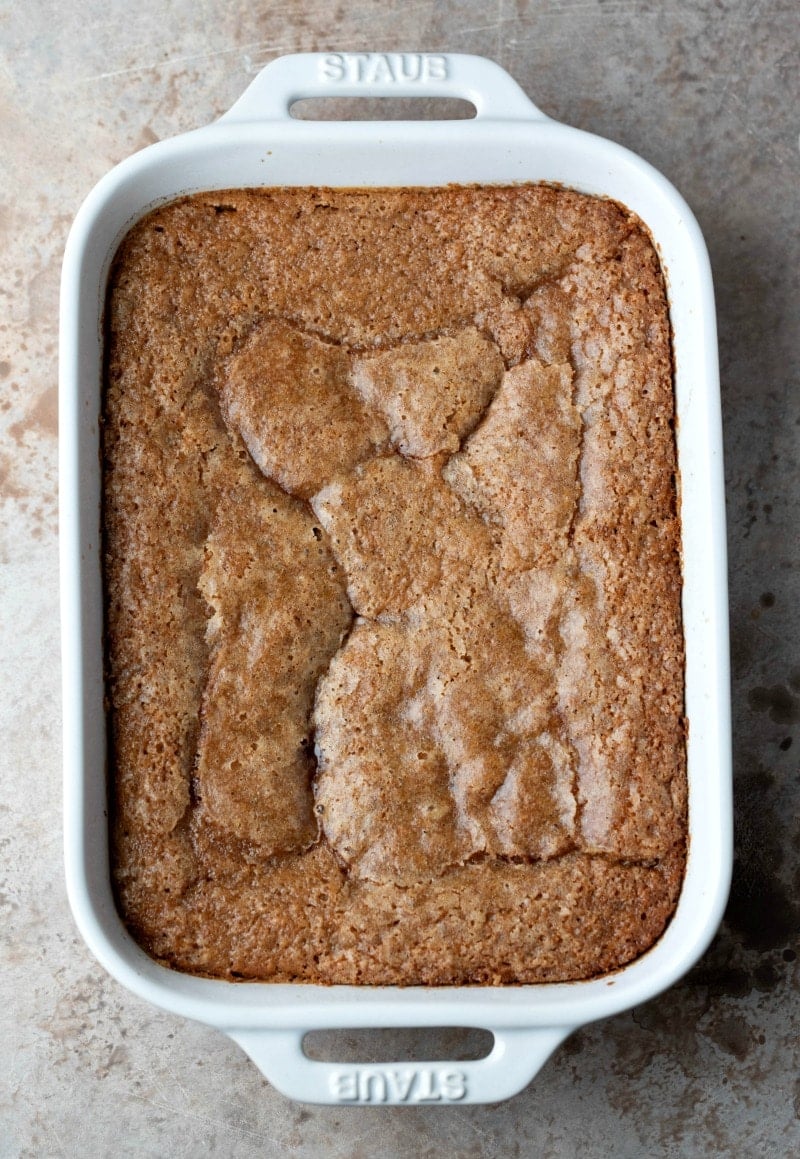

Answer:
[104,185,686,984]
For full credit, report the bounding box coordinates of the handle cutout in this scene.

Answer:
[289,97,477,121]
[302,1026,493,1063]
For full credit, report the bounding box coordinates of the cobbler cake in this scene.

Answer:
[104,185,686,984]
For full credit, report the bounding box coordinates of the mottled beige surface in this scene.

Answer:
[1,1,798,1155]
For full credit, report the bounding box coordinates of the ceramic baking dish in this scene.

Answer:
[60,52,731,1105]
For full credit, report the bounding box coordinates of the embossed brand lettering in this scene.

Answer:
[441,1070,468,1100]
[330,1067,467,1103]
[320,54,347,82]
[331,1071,359,1101]
[389,1071,415,1100]
[413,1070,441,1102]
[319,53,449,85]
[424,55,448,81]
[360,1072,388,1102]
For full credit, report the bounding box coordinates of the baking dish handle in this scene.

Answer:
[228,1025,569,1105]
[220,52,548,124]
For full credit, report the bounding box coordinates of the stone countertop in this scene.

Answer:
[1,2,798,1155]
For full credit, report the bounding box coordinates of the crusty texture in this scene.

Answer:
[223,320,388,498]
[104,185,685,985]
[443,357,581,569]
[351,328,504,457]
[195,481,352,856]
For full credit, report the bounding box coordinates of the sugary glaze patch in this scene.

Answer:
[223,320,388,498]
[195,480,351,855]
[314,605,577,881]
[311,454,496,619]
[104,185,685,985]
[351,329,504,457]
[443,357,581,569]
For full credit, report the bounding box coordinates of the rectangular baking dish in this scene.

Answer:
[60,52,731,1105]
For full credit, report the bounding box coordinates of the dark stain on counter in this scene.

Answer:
[748,683,800,725]
[726,765,799,953]
[702,1014,752,1060]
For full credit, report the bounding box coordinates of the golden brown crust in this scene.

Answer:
[105,185,685,985]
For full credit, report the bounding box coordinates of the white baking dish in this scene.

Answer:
[60,52,731,1105]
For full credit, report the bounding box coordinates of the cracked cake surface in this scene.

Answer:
[104,185,686,984]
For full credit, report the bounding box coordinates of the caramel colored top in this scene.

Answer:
[105,186,686,984]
